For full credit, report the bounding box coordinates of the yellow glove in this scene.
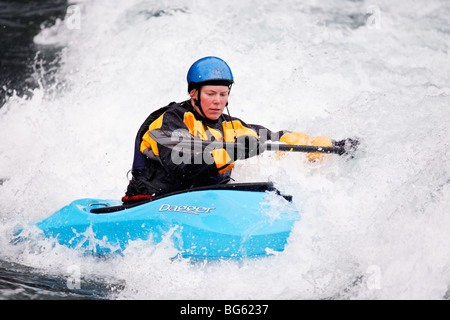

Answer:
[280,132,312,145]
[278,132,333,162]
[307,136,333,161]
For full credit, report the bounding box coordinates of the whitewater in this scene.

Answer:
[1,0,449,299]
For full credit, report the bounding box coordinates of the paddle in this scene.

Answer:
[149,129,358,156]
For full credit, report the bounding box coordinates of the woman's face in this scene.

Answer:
[191,85,229,120]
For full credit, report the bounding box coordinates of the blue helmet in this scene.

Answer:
[187,56,234,92]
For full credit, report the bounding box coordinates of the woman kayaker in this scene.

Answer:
[122,56,335,202]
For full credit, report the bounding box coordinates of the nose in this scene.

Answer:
[212,94,221,104]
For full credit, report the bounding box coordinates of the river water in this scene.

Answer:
[1,0,449,300]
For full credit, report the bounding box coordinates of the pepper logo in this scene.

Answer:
[159,204,216,215]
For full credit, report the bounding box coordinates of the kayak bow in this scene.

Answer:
[28,182,300,259]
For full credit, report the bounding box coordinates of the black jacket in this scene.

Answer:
[124,100,287,199]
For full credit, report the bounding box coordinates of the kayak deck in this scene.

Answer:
[90,182,293,214]
[32,182,300,259]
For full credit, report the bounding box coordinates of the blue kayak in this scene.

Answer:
[29,182,300,259]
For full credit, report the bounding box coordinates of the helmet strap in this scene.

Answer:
[194,87,207,118]
[225,103,238,141]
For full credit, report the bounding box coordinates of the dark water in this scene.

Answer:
[0,259,124,300]
[0,1,120,299]
[0,0,67,106]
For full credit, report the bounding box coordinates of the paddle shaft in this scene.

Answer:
[153,136,345,155]
[148,129,346,155]
[264,143,345,154]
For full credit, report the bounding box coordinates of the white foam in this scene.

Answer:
[1,0,450,299]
